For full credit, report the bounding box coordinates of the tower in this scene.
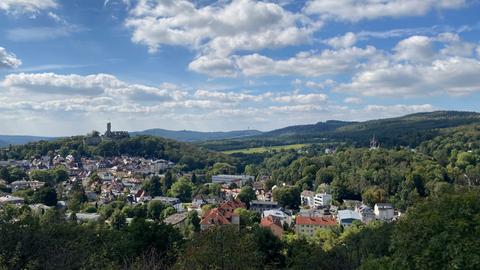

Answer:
[370,135,379,150]
[106,122,112,135]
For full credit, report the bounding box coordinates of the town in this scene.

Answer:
[0,123,400,239]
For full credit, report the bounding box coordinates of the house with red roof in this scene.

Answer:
[260,215,284,238]
[295,216,337,237]
[199,200,246,230]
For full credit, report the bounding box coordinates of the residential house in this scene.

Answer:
[314,193,332,207]
[262,209,292,226]
[164,212,189,230]
[261,215,284,238]
[295,216,337,237]
[374,203,394,221]
[250,200,278,213]
[199,200,245,230]
[355,204,376,223]
[337,210,362,227]
[301,190,315,207]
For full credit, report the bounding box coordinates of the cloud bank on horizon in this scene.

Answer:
[0,0,479,136]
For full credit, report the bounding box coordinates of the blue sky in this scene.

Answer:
[0,0,479,136]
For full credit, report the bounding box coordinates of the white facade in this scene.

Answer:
[301,190,315,207]
[374,203,394,220]
[314,193,332,207]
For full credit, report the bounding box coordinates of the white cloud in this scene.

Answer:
[0,0,57,14]
[125,0,317,55]
[273,92,328,104]
[326,32,357,48]
[304,0,467,22]
[235,46,377,77]
[305,79,335,89]
[336,34,480,97]
[337,57,480,97]
[0,47,22,69]
[6,26,81,42]
[188,55,238,77]
[344,97,362,104]
[393,36,435,63]
[361,104,436,116]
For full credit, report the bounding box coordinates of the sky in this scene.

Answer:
[0,0,479,136]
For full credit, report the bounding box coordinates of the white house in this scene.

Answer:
[300,190,315,207]
[374,203,394,220]
[314,193,332,207]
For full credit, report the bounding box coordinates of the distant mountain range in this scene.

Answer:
[0,135,54,147]
[1,111,479,150]
[130,128,263,142]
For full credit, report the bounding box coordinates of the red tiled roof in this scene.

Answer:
[200,208,231,225]
[261,215,284,238]
[295,216,337,226]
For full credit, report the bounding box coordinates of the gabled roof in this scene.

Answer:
[200,208,231,225]
[296,216,337,226]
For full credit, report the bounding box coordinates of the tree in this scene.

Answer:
[68,182,87,212]
[32,186,58,206]
[185,211,200,233]
[362,186,387,207]
[176,226,261,270]
[191,173,198,185]
[147,200,165,221]
[144,176,162,197]
[163,171,174,194]
[273,186,301,209]
[237,186,256,207]
[234,208,260,228]
[170,177,193,203]
[389,190,480,270]
[110,209,126,230]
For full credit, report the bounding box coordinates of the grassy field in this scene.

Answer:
[222,143,308,154]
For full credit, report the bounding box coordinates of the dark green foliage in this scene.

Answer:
[170,177,193,203]
[31,186,58,206]
[272,186,301,209]
[176,226,261,270]
[237,186,256,207]
[387,189,480,270]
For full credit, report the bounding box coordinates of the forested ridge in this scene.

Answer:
[198,111,480,151]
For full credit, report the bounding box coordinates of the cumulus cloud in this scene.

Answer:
[304,0,467,22]
[0,0,57,14]
[235,46,378,77]
[393,36,435,63]
[325,32,357,48]
[0,47,22,69]
[337,57,480,97]
[125,0,317,55]
[336,34,480,97]
[344,97,362,104]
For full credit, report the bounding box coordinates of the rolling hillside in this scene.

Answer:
[130,128,263,142]
[198,111,480,151]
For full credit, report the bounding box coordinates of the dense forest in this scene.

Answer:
[198,111,480,151]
